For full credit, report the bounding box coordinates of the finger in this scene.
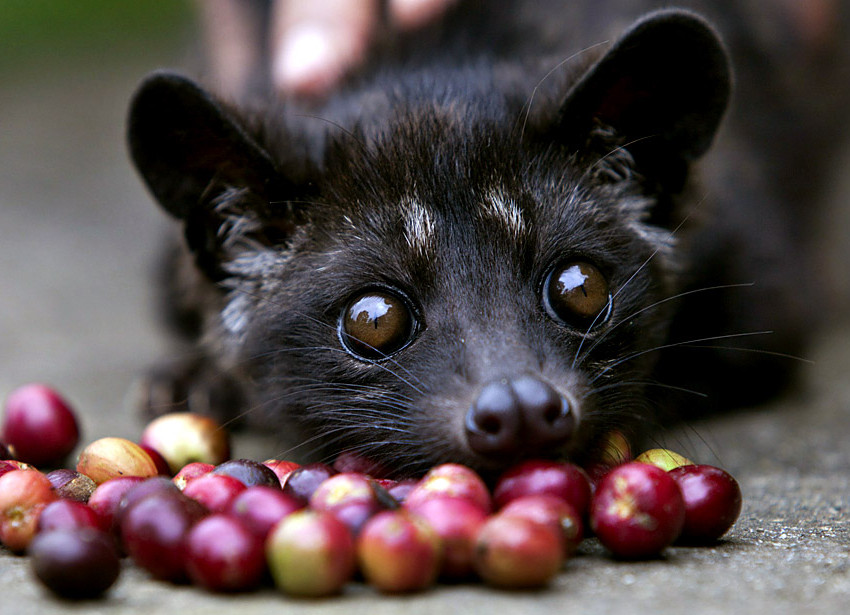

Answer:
[270,0,380,98]
[390,0,457,30]
[198,0,265,97]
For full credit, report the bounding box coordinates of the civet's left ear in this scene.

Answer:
[557,9,731,183]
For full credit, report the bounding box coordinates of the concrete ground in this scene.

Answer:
[1,12,849,615]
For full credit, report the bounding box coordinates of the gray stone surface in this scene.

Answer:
[1,20,849,615]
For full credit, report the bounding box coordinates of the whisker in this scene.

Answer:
[681,345,814,364]
[274,424,355,458]
[572,212,695,370]
[223,283,428,394]
[307,406,417,427]
[646,422,723,468]
[584,380,709,400]
[516,41,609,139]
[293,113,370,155]
[589,330,774,385]
[574,282,755,367]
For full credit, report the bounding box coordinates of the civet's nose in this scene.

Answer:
[465,376,575,457]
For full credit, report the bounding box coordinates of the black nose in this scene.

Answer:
[465,376,575,457]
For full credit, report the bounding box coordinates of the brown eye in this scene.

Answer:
[340,290,415,360]
[544,261,612,329]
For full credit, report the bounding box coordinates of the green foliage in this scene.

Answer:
[0,0,193,65]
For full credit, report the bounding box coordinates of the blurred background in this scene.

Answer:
[0,0,848,454]
[0,0,196,441]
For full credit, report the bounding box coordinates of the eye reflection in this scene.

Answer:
[348,295,393,328]
[556,265,591,296]
[544,261,611,329]
[341,291,414,359]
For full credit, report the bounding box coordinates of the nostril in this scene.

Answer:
[465,381,522,456]
[543,398,569,425]
[511,376,575,448]
[477,415,502,435]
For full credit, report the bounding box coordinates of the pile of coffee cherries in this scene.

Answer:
[0,383,742,600]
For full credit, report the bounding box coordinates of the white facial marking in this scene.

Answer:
[484,190,525,238]
[403,197,436,257]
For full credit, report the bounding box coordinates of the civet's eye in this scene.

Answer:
[340,290,415,360]
[544,261,612,330]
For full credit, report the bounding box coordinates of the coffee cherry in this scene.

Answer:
[114,477,183,531]
[499,494,584,556]
[357,510,441,593]
[76,437,159,484]
[2,384,80,467]
[183,473,246,513]
[37,499,105,533]
[3,460,35,471]
[46,469,97,503]
[669,464,742,543]
[172,462,214,490]
[332,451,389,477]
[590,462,685,559]
[185,514,265,592]
[386,479,418,504]
[310,473,389,535]
[140,445,172,476]
[266,509,356,596]
[29,528,121,599]
[86,476,146,536]
[584,430,634,483]
[404,464,491,513]
[493,459,591,516]
[0,460,16,479]
[282,463,336,504]
[120,491,207,582]
[227,486,304,539]
[473,514,564,588]
[262,459,300,487]
[404,496,486,579]
[635,448,694,472]
[211,459,280,488]
[0,469,58,552]
[140,413,230,474]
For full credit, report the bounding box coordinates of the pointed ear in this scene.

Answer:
[127,72,300,280]
[558,10,731,180]
[127,71,277,220]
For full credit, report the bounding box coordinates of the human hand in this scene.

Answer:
[272,0,456,97]
[200,0,457,99]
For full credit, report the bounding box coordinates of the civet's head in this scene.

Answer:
[128,11,730,475]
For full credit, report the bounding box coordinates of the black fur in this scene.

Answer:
[127,1,835,476]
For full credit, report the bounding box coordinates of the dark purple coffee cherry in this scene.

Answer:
[211,459,280,488]
[29,528,121,599]
[114,477,182,531]
[282,463,335,504]
[46,469,98,503]
[86,477,145,536]
[120,491,207,582]
[38,499,105,533]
